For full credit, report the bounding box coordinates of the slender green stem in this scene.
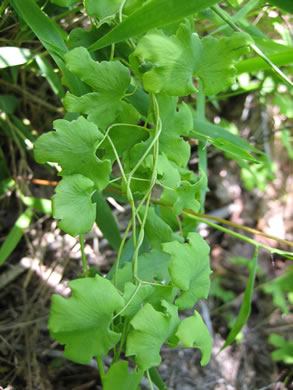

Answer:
[149,367,168,390]
[196,80,207,212]
[97,357,105,386]
[113,219,132,287]
[79,234,88,272]
[210,5,293,88]
[119,0,127,22]
[0,0,9,16]
[132,94,162,281]
[113,318,129,363]
[112,282,142,319]
[146,370,155,390]
[182,211,293,258]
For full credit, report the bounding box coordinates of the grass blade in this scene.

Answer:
[236,49,293,74]
[221,247,258,350]
[10,0,88,96]
[92,191,122,251]
[89,0,219,51]
[0,208,33,266]
[192,119,262,154]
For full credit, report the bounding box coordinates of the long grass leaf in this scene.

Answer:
[92,191,122,251]
[192,119,262,154]
[10,0,88,96]
[0,208,33,266]
[221,248,258,350]
[89,0,219,51]
[236,49,293,73]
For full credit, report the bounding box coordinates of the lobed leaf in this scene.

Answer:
[84,0,121,19]
[34,116,111,190]
[130,23,200,96]
[175,310,212,366]
[194,32,253,95]
[126,301,179,370]
[49,275,124,364]
[103,361,144,390]
[162,232,211,309]
[158,95,193,167]
[64,47,131,129]
[52,175,96,237]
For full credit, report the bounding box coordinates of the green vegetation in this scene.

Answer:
[1,0,293,388]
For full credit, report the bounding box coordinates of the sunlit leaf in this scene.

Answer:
[194,32,253,95]
[64,47,131,129]
[126,301,179,370]
[84,0,121,19]
[174,310,212,366]
[52,175,96,236]
[34,116,111,190]
[162,232,211,309]
[49,276,124,364]
[130,23,199,96]
[103,361,144,390]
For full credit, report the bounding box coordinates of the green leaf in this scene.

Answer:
[126,301,179,370]
[84,0,121,19]
[0,208,33,266]
[0,95,19,114]
[274,94,293,119]
[267,0,293,13]
[122,282,154,318]
[64,47,131,129]
[221,248,258,350]
[192,119,261,154]
[19,194,52,215]
[51,0,78,6]
[158,95,193,167]
[114,248,171,291]
[269,334,293,364]
[92,192,122,251]
[34,116,111,190]
[48,275,124,364]
[192,131,260,163]
[101,103,144,160]
[175,310,212,366]
[0,47,33,68]
[10,0,66,57]
[162,232,211,309]
[263,265,293,314]
[194,32,252,95]
[88,0,220,51]
[35,55,65,99]
[10,0,87,96]
[130,23,199,96]
[103,361,144,390]
[236,49,293,74]
[161,180,202,216]
[142,207,181,250]
[52,175,96,237]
